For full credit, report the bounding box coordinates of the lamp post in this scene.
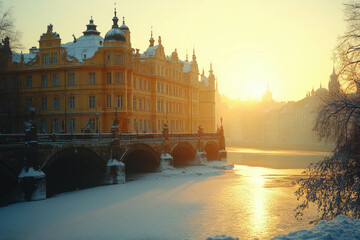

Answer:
[95,112,99,133]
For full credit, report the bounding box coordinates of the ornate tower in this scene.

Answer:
[328,66,340,95]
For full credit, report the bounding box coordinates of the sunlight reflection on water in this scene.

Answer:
[188,148,328,239]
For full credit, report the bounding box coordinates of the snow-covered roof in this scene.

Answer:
[201,75,209,87]
[181,60,193,73]
[142,45,159,57]
[12,52,37,64]
[62,34,104,63]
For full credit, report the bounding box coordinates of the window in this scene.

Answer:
[12,99,17,112]
[2,100,6,112]
[41,75,48,87]
[42,54,49,65]
[89,72,95,84]
[139,119,142,130]
[12,77,18,89]
[115,72,123,84]
[26,98,32,110]
[53,74,59,87]
[41,98,47,110]
[115,95,123,108]
[139,79,142,90]
[68,73,75,85]
[107,72,111,84]
[115,55,120,64]
[106,95,111,108]
[26,75,32,88]
[51,53,58,64]
[41,119,47,133]
[53,97,59,110]
[133,119,136,131]
[89,96,95,108]
[68,96,75,109]
[139,99,142,110]
[133,77,136,88]
[133,97,136,110]
[1,78,7,89]
[53,118,59,132]
[147,101,151,111]
[127,95,130,108]
[69,118,75,132]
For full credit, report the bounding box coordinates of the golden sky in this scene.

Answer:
[4,0,345,101]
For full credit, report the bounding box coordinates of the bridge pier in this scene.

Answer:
[218,150,227,161]
[16,166,46,202]
[195,151,207,165]
[160,152,173,170]
[104,159,125,184]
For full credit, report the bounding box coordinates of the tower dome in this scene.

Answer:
[119,17,129,31]
[104,9,126,42]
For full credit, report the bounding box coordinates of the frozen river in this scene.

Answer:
[0,147,330,240]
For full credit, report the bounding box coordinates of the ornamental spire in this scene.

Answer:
[112,5,119,28]
[149,26,154,47]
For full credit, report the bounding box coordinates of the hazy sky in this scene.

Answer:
[3,0,346,101]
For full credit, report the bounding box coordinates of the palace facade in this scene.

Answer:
[0,10,217,134]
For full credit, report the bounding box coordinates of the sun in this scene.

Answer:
[219,51,277,100]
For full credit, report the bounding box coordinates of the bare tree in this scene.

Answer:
[294,1,360,224]
[0,1,22,50]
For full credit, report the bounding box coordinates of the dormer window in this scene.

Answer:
[51,53,58,64]
[42,54,49,65]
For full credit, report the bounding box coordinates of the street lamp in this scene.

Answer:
[95,112,99,133]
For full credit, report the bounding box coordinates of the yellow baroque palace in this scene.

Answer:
[0,11,218,134]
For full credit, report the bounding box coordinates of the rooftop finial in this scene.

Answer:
[112,4,119,28]
[149,26,155,47]
[192,48,196,61]
[123,16,125,24]
[209,63,213,74]
[186,49,188,61]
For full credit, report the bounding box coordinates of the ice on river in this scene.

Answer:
[1,160,358,240]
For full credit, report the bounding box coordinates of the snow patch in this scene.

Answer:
[133,161,233,181]
[206,235,239,240]
[107,159,124,167]
[12,52,37,64]
[18,167,45,178]
[272,215,360,240]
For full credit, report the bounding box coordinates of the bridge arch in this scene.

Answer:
[120,144,160,174]
[0,162,18,206]
[203,141,219,161]
[42,147,106,196]
[170,142,196,167]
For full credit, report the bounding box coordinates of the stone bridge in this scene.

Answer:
[0,126,226,206]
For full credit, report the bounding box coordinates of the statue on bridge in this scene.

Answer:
[162,122,169,140]
[24,107,37,142]
[111,108,120,138]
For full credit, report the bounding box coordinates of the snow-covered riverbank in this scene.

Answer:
[1,160,355,240]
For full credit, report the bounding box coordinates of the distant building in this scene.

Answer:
[263,69,341,145]
[0,10,217,134]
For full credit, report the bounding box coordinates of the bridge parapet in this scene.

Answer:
[0,130,226,206]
